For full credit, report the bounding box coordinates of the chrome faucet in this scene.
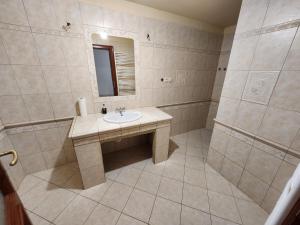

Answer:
[116,107,126,116]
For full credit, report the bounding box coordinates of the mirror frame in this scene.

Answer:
[84,26,139,103]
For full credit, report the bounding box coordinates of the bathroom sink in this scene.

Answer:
[103,111,142,123]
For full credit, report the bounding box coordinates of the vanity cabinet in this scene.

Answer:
[69,107,172,189]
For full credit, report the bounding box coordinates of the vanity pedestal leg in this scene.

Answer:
[74,141,106,189]
[153,125,171,163]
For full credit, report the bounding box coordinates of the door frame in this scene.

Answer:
[92,44,119,96]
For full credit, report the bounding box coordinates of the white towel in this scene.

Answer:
[265,162,300,225]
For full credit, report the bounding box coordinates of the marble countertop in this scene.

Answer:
[69,107,172,139]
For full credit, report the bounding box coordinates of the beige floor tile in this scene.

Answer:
[206,173,232,196]
[211,215,240,225]
[182,183,209,213]
[186,146,204,158]
[123,189,155,222]
[144,160,166,175]
[126,159,148,170]
[157,177,183,203]
[20,181,55,211]
[26,211,51,225]
[149,197,181,225]
[18,175,43,196]
[32,163,78,186]
[116,214,147,225]
[135,171,161,195]
[181,205,211,225]
[185,155,205,171]
[33,188,76,221]
[168,152,186,165]
[101,182,133,211]
[54,195,97,225]
[208,191,242,224]
[171,133,187,145]
[84,204,120,225]
[230,184,252,202]
[106,168,123,181]
[235,199,268,225]
[184,167,206,188]
[163,162,184,181]
[80,179,112,202]
[115,167,142,186]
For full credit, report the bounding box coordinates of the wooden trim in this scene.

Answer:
[281,197,300,225]
[93,44,119,96]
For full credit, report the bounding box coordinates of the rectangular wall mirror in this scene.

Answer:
[92,34,136,97]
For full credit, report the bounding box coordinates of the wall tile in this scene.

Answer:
[234,101,267,134]
[242,71,279,104]
[225,135,252,167]
[220,157,243,186]
[62,37,87,66]
[9,130,41,156]
[52,0,82,33]
[271,161,295,191]
[222,70,248,99]
[23,94,54,121]
[35,127,62,151]
[261,187,280,213]
[270,71,300,112]
[50,93,76,118]
[23,0,58,29]
[0,29,39,65]
[228,35,258,70]
[251,28,297,70]
[80,2,103,26]
[0,65,20,96]
[0,95,29,124]
[258,107,300,146]
[20,152,47,173]
[0,39,9,64]
[236,0,269,33]
[216,97,240,125]
[34,33,65,66]
[0,0,28,26]
[291,129,300,153]
[13,65,47,94]
[43,66,71,94]
[68,66,92,93]
[284,29,300,70]
[210,128,229,155]
[42,148,66,168]
[245,147,282,184]
[238,171,269,204]
[103,8,124,30]
[263,0,300,27]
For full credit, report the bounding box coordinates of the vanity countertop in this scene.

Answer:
[69,107,172,139]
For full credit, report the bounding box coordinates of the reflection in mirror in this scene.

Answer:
[92,33,135,97]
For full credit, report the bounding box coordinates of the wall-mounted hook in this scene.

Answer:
[62,22,71,31]
[146,33,151,41]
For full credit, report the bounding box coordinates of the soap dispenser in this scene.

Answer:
[101,104,107,114]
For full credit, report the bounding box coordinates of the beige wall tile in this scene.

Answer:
[270,71,300,112]
[0,95,29,124]
[220,157,243,185]
[238,171,269,204]
[216,97,240,125]
[245,147,282,184]
[23,0,58,29]
[9,130,40,156]
[13,65,47,95]
[263,0,300,27]
[80,2,103,26]
[50,93,76,118]
[0,65,20,96]
[258,107,300,147]
[234,101,267,134]
[251,28,297,70]
[0,29,39,65]
[284,29,300,70]
[271,161,295,191]
[23,94,54,121]
[34,33,65,66]
[261,187,281,213]
[0,0,28,26]
[43,66,71,94]
[242,71,279,104]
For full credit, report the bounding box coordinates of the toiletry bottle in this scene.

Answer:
[101,104,107,114]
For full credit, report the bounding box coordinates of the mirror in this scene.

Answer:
[92,34,136,97]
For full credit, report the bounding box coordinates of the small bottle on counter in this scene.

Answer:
[101,104,107,114]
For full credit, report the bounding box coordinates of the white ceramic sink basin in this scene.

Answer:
[103,111,142,123]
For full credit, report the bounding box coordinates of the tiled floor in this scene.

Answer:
[18,129,269,225]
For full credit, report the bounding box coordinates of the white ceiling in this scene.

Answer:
[125,0,242,28]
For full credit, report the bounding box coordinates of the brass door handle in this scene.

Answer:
[0,150,18,166]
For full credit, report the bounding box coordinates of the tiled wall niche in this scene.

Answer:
[207,0,300,214]
[0,0,223,185]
